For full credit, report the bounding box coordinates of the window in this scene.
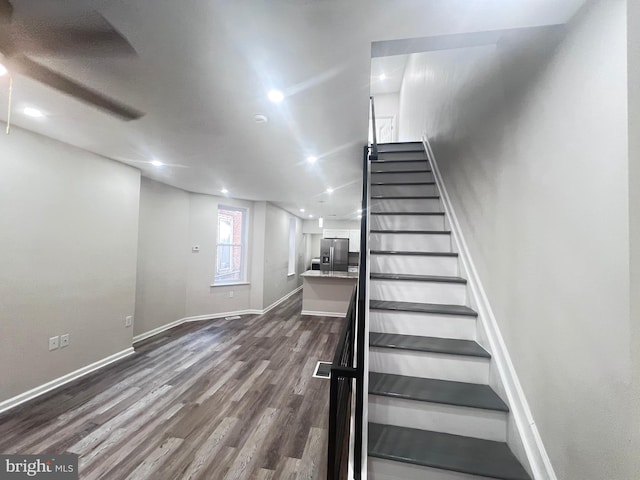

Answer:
[215,206,247,285]
[288,217,296,276]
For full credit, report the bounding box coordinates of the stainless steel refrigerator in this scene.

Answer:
[320,238,349,272]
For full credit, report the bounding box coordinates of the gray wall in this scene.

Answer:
[134,178,188,336]
[134,187,303,332]
[263,203,304,308]
[398,1,635,478]
[0,126,140,403]
[628,1,640,477]
[185,194,256,316]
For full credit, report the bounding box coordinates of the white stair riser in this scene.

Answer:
[370,233,451,253]
[371,172,434,183]
[371,254,458,276]
[371,214,445,231]
[370,310,476,340]
[369,348,490,384]
[376,151,427,160]
[368,457,497,480]
[370,279,466,305]
[371,161,429,172]
[370,198,441,213]
[371,184,438,197]
[368,395,507,442]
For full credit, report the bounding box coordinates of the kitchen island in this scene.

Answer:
[300,269,359,317]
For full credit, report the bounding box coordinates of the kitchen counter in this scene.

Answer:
[300,269,358,317]
[300,270,359,280]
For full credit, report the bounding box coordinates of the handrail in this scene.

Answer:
[327,97,374,480]
[370,96,378,160]
[328,288,357,480]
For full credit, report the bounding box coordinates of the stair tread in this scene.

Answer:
[370,229,451,234]
[370,332,490,358]
[371,250,458,257]
[371,159,428,163]
[369,372,508,412]
[371,273,466,284]
[372,181,435,185]
[371,211,444,216]
[371,169,431,174]
[370,299,477,316]
[368,423,531,480]
[371,195,439,199]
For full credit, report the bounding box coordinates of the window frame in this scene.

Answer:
[213,205,248,286]
[288,216,296,276]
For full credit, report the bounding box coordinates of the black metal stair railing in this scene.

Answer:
[327,97,375,480]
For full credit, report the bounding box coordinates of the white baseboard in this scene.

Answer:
[0,347,135,415]
[133,285,304,344]
[263,285,303,314]
[301,310,346,318]
[422,134,557,480]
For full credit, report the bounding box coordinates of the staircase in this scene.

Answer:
[366,142,531,480]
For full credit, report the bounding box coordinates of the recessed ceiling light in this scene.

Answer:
[221,188,229,194]
[326,188,334,194]
[357,208,362,213]
[308,214,313,218]
[307,156,317,164]
[379,73,386,81]
[151,160,163,167]
[254,114,268,123]
[268,89,284,103]
[358,214,362,219]
[299,208,305,212]
[0,63,7,77]
[24,107,44,118]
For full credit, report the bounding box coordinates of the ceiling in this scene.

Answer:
[0,0,585,220]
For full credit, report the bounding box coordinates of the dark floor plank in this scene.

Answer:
[0,292,337,480]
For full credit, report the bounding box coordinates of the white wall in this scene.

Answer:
[134,178,188,337]
[302,219,360,234]
[0,126,140,403]
[373,93,400,142]
[398,1,635,478]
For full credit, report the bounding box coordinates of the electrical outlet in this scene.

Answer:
[125,315,133,328]
[49,336,59,351]
[229,291,234,298]
[60,334,70,348]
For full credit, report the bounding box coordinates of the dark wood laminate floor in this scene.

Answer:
[0,292,342,479]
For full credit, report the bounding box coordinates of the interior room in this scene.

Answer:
[0,0,638,479]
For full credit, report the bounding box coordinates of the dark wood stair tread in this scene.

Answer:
[371,211,444,216]
[371,169,431,174]
[371,159,428,163]
[368,423,531,480]
[372,181,435,186]
[369,372,508,412]
[370,332,490,358]
[371,250,458,257]
[371,195,439,199]
[371,273,466,284]
[370,229,451,235]
[370,299,477,317]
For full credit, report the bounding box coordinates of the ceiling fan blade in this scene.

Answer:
[11,28,136,57]
[0,0,12,23]
[10,19,137,57]
[10,55,144,121]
